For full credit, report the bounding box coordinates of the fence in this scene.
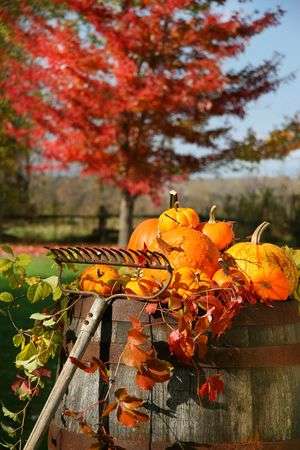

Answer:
[0,212,286,246]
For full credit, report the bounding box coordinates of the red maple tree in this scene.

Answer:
[1,0,289,243]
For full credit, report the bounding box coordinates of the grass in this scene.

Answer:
[0,256,78,450]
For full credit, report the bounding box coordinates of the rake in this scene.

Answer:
[24,246,172,450]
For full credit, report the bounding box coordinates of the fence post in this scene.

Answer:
[98,206,108,243]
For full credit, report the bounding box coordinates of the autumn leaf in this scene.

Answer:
[121,343,154,369]
[127,316,148,345]
[135,372,156,390]
[32,367,51,378]
[11,376,39,400]
[136,358,173,390]
[103,388,149,428]
[102,401,118,417]
[168,319,195,363]
[114,388,149,428]
[79,421,96,436]
[69,356,109,383]
[198,374,224,402]
[63,409,83,420]
[145,302,158,315]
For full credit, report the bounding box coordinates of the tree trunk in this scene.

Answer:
[118,190,135,247]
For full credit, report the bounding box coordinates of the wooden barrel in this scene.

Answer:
[48,298,300,450]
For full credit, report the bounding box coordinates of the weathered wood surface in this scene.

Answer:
[49,298,300,450]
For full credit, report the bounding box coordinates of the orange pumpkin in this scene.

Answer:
[125,271,162,297]
[172,266,211,298]
[212,267,248,287]
[226,222,298,301]
[149,227,219,278]
[158,192,200,233]
[202,205,234,250]
[127,218,158,250]
[80,264,120,296]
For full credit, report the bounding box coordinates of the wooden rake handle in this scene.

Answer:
[24,296,110,450]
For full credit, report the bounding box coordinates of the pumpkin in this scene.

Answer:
[172,266,211,298]
[158,205,200,233]
[212,267,248,287]
[202,205,234,250]
[158,191,200,233]
[127,218,158,250]
[125,271,162,297]
[80,264,120,296]
[226,222,298,301]
[149,227,219,278]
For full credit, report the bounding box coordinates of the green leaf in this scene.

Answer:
[44,275,59,289]
[16,253,31,268]
[1,422,17,437]
[0,259,13,273]
[29,313,52,321]
[52,285,62,301]
[13,333,25,349]
[16,342,38,369]
[26,276,41,286]
[0,292,14,303]
[43,318,56,328]
[1,405,19,423]
[27,281,52,304]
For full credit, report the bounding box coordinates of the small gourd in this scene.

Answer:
[202,205,234,250]
[158,190,200,233]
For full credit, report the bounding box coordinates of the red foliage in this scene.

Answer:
[198,374,224,402]
[102,388,149,428]
[2,1,283,202]
[11,375,39,400]
[70,356,109,383]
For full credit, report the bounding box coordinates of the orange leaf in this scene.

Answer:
[121,343,153,368]
[117,406,149,428]
[127,328,148,345]
[145,302,158,314]
[79,421,96,436]
[129,316,143,331]
[102,401,117,417]
[198,374,224,402]
[69,356,109,383]
[63,409,83,419]
[115,388,145,409]
[144,358,173,383]
[136,372,156,390]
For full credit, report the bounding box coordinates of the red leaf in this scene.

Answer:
[121,343,154,369]
[168,320,195,363]
[110,388,149,428]
[102,401,118,417]
[198,374,224,402]
[135,372,156,390]
[145,302,158,315]
[32,367,51,378]
[11,376,39,400]
[127,328,148,345]
[69,356,109,383]
[117,407,149,428]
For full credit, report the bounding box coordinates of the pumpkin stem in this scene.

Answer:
[251,221,271,244]
[208,205,217,224]
[169,190,178,208]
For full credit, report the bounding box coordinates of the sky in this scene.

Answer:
[200,0,300,178]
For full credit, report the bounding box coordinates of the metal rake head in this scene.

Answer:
[47,246,172,271]
[46,246,173,301]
